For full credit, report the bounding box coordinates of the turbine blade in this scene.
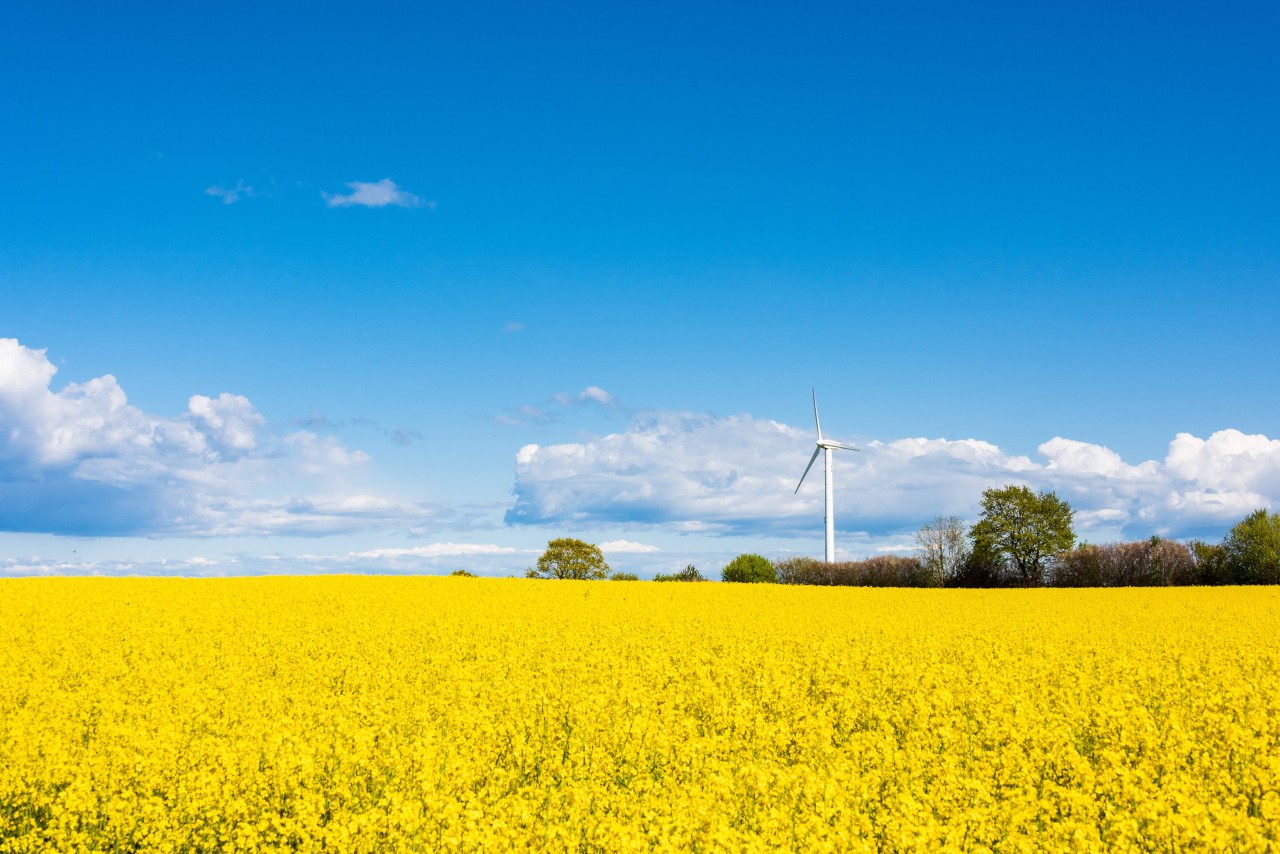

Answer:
[812,389,823,441]
[795,447,821,493]
[824,441,860,452]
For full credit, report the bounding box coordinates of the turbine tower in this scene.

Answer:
[795,390,859,563]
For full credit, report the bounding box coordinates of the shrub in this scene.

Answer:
[774,557,827,585]
[449,569,477,578]
[654,565,706,582]
[721,554,776,584]
[610,572,640,581]
[776,555,933,587]
[1052,538,1197,587]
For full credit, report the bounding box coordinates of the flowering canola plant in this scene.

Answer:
[1,578,1278,851]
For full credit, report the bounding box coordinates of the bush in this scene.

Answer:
[654,565,706,582]
[721,554,776,583]
[449,569,477,578]
[610,572,640,581]
[776,555,934,587]
[1052,538,1197,587]
[774,557,827,585]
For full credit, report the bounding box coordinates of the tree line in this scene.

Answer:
[781,486,1280,588]
[515,489,1280,586]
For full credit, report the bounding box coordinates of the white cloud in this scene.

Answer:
[322,178,428,208]
[0,339,438,538]
[189,393,264,453]
[205,181,253,204]
[598,539,660,554]
[284,430,372,473]
[579,386,615,407]
[507,408,1280,541]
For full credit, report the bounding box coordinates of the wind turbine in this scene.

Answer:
[795,390,859,563]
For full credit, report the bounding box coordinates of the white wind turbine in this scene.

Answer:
[795,390,859,563]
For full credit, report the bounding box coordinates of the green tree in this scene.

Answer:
[1222,509,1280,584]
[970,485,1074,586]
[526,538,611,580]
[609,572,640,581]
[951,536,1009,587]
[721,554,776,583]
[1190,539,1230,585]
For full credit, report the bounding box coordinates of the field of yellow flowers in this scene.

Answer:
[1,578,1278,852]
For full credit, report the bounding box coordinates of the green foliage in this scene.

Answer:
[721,554,776,584]
[1222,509,1280,584]
[950,536,1010,587]
[653,564,706,582]
[527,538,611,580]
[1190,540,1231,585]
[449,569,477,578]
[610,572,640,581]
[970,485,1074,586]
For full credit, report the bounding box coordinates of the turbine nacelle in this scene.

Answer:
[795,390,858,494]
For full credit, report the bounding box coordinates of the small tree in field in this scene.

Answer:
[721,554,776,583]
[914,515,970,586]
[526,538,611,580]
[970,485,1074,586]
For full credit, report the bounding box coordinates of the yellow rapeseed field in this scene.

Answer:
[1,578,1278,852]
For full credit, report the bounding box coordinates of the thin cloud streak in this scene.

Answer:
[204,180,254,204]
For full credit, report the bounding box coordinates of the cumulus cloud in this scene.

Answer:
[322,178,429,208]
[0,339,439,537]
[205,180,254,204]
[506,408,1280,541]
[189,393,264,453]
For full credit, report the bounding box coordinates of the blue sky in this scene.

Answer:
[2,1,1278,577]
